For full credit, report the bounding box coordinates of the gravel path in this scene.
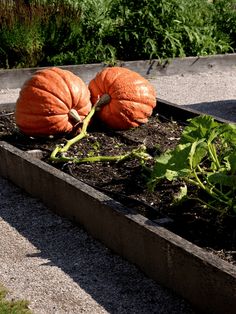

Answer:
[0,67,236,313]
[150,70,236,105]
[1,69,236,108]
[0,88,20,105]
[0,177,195,314]
[150,70,236,122]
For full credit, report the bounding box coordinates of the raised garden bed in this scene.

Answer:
[0,96,236,314]
[1,57,236,312]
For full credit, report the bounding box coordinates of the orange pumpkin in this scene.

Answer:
[88,67,157,130]
[15,67,92,136]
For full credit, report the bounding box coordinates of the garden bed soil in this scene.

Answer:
[0,109,235,266]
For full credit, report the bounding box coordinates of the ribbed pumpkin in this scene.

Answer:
[15,67,92,136]
[88,67,157,130]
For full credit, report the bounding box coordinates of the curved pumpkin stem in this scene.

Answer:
[51,144,151,165]
[68,109,82,123]
[50,94,111,160]
[50,94,152,166]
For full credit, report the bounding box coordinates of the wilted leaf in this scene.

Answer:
[173,184,188,203]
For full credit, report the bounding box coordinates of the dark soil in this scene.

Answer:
[0,110,236,266]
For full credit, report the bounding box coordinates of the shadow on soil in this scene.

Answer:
[0,177,195,314]
[182,99,236,122]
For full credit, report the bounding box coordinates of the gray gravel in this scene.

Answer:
[1,67,236,313]
[150,70,236,105]
[150,69,236,122]
[0,177,195,314]
[0,87,20,105]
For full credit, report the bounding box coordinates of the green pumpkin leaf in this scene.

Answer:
[207,172,236,187]
[148,114,236,215]
[181,115,219,144]
[148,143,192,189]
[228,150,236,174]
[220,123,236,146]
[188,139,208,169]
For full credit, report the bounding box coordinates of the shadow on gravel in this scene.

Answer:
[0,177,195,314]
[182,99,236,122]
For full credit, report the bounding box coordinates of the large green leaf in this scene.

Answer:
[148,114,236,215]
[181,115,219,144]
[228,150,236,174]
[188,139,208,169]
[220,123,236,146]
[207,172,236,187]
[149,143,192,189]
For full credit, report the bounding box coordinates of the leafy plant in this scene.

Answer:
[212,0,236,51]
[75,0,118,64]
[0,0,82,68]
[0,0,235,68]
[148,115,236,215]
[0,284,31,313]
[0,19,43,68]
[109,0,233,61]
[39,0,82,66]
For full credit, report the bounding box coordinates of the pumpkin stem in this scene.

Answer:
[95,93,111,109]
[68,109,81,123]
[50,144,152,165]
[50,94,111,160]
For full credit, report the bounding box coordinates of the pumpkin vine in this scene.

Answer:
[50,93,152,165]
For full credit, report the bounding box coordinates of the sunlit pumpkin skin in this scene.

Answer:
[15,67,92,136]
[88,67,157,130]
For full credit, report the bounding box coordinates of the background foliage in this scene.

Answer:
[0,0,236,68]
